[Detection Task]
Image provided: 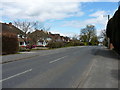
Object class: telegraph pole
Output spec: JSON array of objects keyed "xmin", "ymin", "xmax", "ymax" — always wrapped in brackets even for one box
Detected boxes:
[
  {"xmin": 103, "ymin": 15, "xmax": 110, "ymax": 21},
  {"xmin": 118, "ymin": 1, "xmax": 120, "ymax": 7},
  {"xmin": 104, "ymin": 15, "xmax": 110, "ymax": 48},
  {"xmin": 107, "ymin": 15, "xmax": 110, "ymax": 49},
  {"xmin": 107, "ymin": 15, "xmax": 110, "ymax": 21}
]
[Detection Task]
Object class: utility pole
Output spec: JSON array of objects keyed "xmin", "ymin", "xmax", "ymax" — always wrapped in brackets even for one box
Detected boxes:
[
  {"xmin": 118, "ymin": 1, "xmax": 120, "ymax": 7},
  {"xmin": 107, "ymin": 15, "xmax": 110, "ymax": 21},
  {"xmin": 104, "ymin": 15, "xmax": 110, "ymax": 21},
  {"xmin": 104, "ymin": 15, "xmax": 110, "ymax": 48},
  {"xmin": 107, "ymin": 15, "xmax": 110, "ymax": 49}
]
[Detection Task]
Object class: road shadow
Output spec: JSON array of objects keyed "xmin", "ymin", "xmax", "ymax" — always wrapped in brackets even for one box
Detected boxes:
[
  {"xmin": 111, "ymin": 69, "xmax": 120, "ymax": 80},
  {"xmin": 91, "ymin": 47, "xmax": 120, "ymax": 60}
]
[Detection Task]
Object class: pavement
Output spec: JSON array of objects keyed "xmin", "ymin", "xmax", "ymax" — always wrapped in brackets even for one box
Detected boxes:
[
  {"xmin": 2, "ymin": 46, "xmax": 78, "ymax": 64},
  {"xmin": 1, "ymin": 46, "xmax": 120, "ymax": 88},
  {"xmin": 78, "ymin": 47, "xmax": 119, "ymax": 88}
]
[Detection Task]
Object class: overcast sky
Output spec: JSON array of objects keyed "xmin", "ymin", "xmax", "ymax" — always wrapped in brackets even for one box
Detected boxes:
[{"xmin": 1, "ymin": 0, "xmax": 119, "ymax": 37}]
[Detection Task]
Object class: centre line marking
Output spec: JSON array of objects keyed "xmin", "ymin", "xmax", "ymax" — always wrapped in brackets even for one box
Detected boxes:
[
  {"xmin": 49, "ymin": 56, "xmax": 67, "ymax": 64},
  {"xmin": 0, "ymin": 69, "xmax": 32, "ymax": 82}
]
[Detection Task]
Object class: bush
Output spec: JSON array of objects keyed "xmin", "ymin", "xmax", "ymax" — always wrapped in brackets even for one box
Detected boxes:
[
  {"xmin": 84, "ymin": 42, "xmax": 89, "ymax": 46},
  {"xmin": 65, "ymin": 41, "xmax": 84, "ymax": 47},
  {"xmin": 19, "ymin": 46, "xmax": 26, "ymax": 52},
  {"xmin": 48, "ymin": 41, "xmax": 65, "ymax": 48},
  {"xmin": 48, "ymin": 41, "xmax": 84, "ymax": 49},
  {"xmin": 19, "ymin": 46, "xmax": 31, "ymax": 52},
  {"xmin": 2, "ymin": 32, "xmax": 19, "ymax": 55}
]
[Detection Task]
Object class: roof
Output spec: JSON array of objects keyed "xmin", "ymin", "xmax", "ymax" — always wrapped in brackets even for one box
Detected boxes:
[
  {"xmin": 1, "ymin": 22, "xmax": 24, "ymax": 35},
  {"xmin": 18, "ymin": 37, "xmax": 32, "ymax": 42}
]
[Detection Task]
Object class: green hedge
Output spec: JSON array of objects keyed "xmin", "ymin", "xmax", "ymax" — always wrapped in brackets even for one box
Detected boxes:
[
  {"xmin": 48, "ymin": 41, "xmax": 65, "ymax": 48},
  {"xmin": 19, "ymin": 46, "xmax": 31, "ymax": 52},
  {"xmin": 2, "ymin": 32, "xmax": 19, "ymax": 55},
  {"xmin": 48, "ymin": 41, "xmax": 84, "ymax": 49}
]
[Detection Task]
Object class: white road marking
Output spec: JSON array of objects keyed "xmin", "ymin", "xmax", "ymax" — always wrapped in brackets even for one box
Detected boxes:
[
  {"xmin": 49, "ymin": 56, "xmax": 67, "ymax": 63},
  {"xmin": 0, "ymin": 69, "xmax": 32, "ymax": 82}
]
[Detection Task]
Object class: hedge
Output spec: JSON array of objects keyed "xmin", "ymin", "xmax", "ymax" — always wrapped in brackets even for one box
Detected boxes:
[
  {"xmin": 48, "ymin": 41, "xmax": 84, "ymax": 49},
  {"xmin": 2, "ymin": 32, "xmax": 19, "ymax": 55},
  {"xmin": 48, "ymin": 41, "xmax": 65, "ymax": 48}
]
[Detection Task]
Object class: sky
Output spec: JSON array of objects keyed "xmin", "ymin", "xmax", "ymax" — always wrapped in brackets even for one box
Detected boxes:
[{"xmin": 0, "ymin": 0, "xmax": 119, "ymax": 37}]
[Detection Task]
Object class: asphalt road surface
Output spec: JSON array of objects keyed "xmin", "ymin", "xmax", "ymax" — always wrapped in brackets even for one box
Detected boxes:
[{"xmin": 2, "ymin": 46, "xmax": 119, "ymax": 88}]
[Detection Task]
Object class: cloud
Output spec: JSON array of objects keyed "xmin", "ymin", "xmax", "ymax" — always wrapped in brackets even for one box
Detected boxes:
[
  {"xmin": 63, "ymin": 10, "xmax": 108, "ymax": 28},
  {"xmin": 1, "ymin": 0, "xmax": 84, "ymax": 22},
  {"xmin": 90, "ymin": 11, "xmax": 107, "ymax": 17},
  {"xmin": 62, "ymin": 10, "xmax": 109, "ymax": 36},
  {"xmin": 1, "ymin": 0, "xmax": 117, "ymax": 37},
  {"xmin": 50, "ymin": 30, "xmax": 78, "ymax": 37},
  {"xmin": 2, "ymin": 0, "xmax": 119, "ymax": 2},
  {"xmin": 46, "ymin": 0, "xmax": 119, "ymax": 2},
  {"xmin": 96, "ymin": 29, "xmax": 103, "ymax": 36},
  {"xmin": 2, "ymin": 0, "xmax": 117, "ymax": 22}
]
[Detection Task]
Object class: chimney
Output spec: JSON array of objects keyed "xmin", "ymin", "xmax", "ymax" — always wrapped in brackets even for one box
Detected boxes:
[
  {"xmin": 9, "ymin": 22, "xmax": 12, "ymax": 26},
  {"xmin": 49, "ymin": 32, "xmax": 51, "ymax": 34}
]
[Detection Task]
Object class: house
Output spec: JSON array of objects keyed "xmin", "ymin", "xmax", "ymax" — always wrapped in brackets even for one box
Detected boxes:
[
  {"xmin": 1, "ymin": 22, "xmax": 71, "ymax": 48},
  {"xmin": 18, "ymin": 36, "xmax": 32, "ymax": 47},
  {"xmin": 48, "ymin": 33, "xmax": 66, "ymax": 42},
  {"xmin": 48, "ymin": 32, "xmax": 71, "ymax": 42},
  {"xmin": 1, "ymin": 22, "xmax": 31, "ymax": 47},
  {"xmin": 63, "ymin": 36, "xmax": 70, "ymax": 42},
  {"xmin": 28, "ymin": 30, "xmax": 71, "ymax": 47},
  {"xmin": 28, "ymin": 30, "xmax": 50, "ymax": 47},
  {"xmin": 1, "ymin": 22, "xmax": 24, "ymax": 35},
  {"xmin": 48, "ymin": 33, "xmax": 61, "ymax": 42},
  {"xmin": 106, "ymin": 6, "xmax": 120, "ymax": 54}
]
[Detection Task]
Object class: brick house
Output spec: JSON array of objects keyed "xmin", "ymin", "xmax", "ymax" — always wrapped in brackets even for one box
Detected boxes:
[
  {"xmin": 1, "ymin": 22, "xmax": 32, "ymax": 47},
  {"xmin": 48, "ymin": 32, "xmax": 70, "ymax": 42},
  {"xmin": 106, "ymin": 6, "xmax": 120, "ymax": 53},
  {"xmin": 28, "ymin": 30, "xmax": 51, "ymax": 47},
  {"xmin": 1, "ymin": 22, "xmax": 71, "ymax": 48}
]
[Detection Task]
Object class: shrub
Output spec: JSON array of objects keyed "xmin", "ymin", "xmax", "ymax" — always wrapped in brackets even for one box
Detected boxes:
[
  {"xmin": 48, "ymin": 41, "xmax": 65, "ymax": 48},
  {"xmin": 48, "ymin": 41, "xmax": 84, "ymax": 49},
  {"xmin": 2, "ymin": 32, "xmax": 19, "ymax": 55},
  {"xmin": 19, "ymin": 46, "xmax": 26, "ymax": 52},
  {"xmin": 65, "ymin": 41, "xmax": 84, "ymax": 47},
  {"xmin": 36, "ymin": 45, "xmax": 44, "ymax": 47},
  {"xmin": 19, "ymin": 45, "xmax": 34, "ymax": 52},
  {"xmin": 84, "ymin": 42, "xmax": 89, "ymax": 46}
]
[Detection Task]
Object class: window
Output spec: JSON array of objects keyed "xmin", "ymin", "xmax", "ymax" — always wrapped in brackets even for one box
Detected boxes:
[{"xmin": 20, "ymin": 42, "xmax": 24, "ymax": 45}]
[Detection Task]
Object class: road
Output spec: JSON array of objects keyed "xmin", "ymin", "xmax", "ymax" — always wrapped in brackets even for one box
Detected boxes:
[{"xmin": 2, "ymin": 46, "xmax": 119, "ymax": 88}]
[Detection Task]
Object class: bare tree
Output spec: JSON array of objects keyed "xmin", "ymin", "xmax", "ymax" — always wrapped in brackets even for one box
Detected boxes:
[
  {"xmin": 34, "ymin": 21, "xmax": 44, "ymax": 30},
  {"xmin": 99, "ymin": 29, "xmax": 108, "ymax": 46},
  {"xmin": 14, "ymin": 20, "xmax": 38, "ymax": 36},
  {"xmin": 14, "ymin": 20, "xmax": 51, "ymax": 46},
  {"xmin": 30, "ymin": 22, "xmax": 51, "ymax": 45},
  {"xmin": 72, "ymin": 34, "xmax": 79, "ymax": 41},
  {"xmin": 14, "ymin": 20, "xmax": 44, "ymax": 45},
  {"xmin": 34, "ymin": 21, "xmax": 51, "ymax": 31}
]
